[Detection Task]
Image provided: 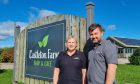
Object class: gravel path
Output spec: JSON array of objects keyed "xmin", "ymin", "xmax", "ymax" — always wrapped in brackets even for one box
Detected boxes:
[
  {"xmin": 0, "ymin": 58, "xmax": 129, "ymax": 69},
  {"xmin": 0, "ymin": 63, "xmax": 13, "ymax": 69},
  {"xmin": 118, "ymin": 58, "xmax": 130, "ymax": 64}
]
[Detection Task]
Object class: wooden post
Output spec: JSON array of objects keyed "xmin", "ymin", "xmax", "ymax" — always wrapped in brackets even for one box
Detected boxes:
[
  {"xmin": 86, "ymin": 1, "xmax": 95, "ymax": 39},
  {"xmin": 13, "ymin": 24, "xmax": 20, "ymax": 84}
]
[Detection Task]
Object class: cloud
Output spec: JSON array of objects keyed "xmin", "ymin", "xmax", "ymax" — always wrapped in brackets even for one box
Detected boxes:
[
  {"xmin": 39, "ymin": 9, "xmax": 56, "ymax": 18},
  {"xmin": 30, "ymin": 7, "xmax": 39, "ymax": 11},
  {"xmin": 0, "ymin": 21, "xmax": 27, "ymax": 40},
  {"xmin": 29, "ymin": 7, "xmax": 57, "ymax": 22},
  {"xmin": 0, "ymin": 7, "xmax": 56, "ymax": 41},
  {"xmin": 16, "ymin": 22, "xmax": 27, "ymax": 32},
  {"xmin": 107, "ymin": 24, "xmax": 116, "ymax": 31},
  {"xmin": 0, "ymin": 21, "xmax": 14, "ymax": 39},
  {"xmin": 0, "ymin": 35, "xmax": 8, "ymax": 40},
  {"xmin": 0, "ymin": 7, "xmax": 56, "ymax": 40},
  {"xmin": 1, "ymin": 0, "xmax": 9, "ymax": 4}
]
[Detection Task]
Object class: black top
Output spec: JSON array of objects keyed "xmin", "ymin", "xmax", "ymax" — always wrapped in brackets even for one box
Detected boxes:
[
  {"xmin": 55, "ymin": 50, "xmax": 86, "ymax": 84},
  {"xmin": 83, "ymin": 38, "xmax": 94, "ymax": 68}
]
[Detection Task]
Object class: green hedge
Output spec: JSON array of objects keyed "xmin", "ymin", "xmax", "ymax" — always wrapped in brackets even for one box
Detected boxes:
[{"xmin": 129, "ymin": 48, "xmax": 140, "ymax": 65}]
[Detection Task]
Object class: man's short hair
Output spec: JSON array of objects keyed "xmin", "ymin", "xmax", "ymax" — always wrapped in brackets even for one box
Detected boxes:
[{"xmin": 88, "ymin": 23, "xmax": 105, "ymax": 32}]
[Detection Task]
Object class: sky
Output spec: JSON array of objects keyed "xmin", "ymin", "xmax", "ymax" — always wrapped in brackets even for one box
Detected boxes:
[{"xmin": 0, "ymin": 0, "xmax": 140, "ymax": 48}]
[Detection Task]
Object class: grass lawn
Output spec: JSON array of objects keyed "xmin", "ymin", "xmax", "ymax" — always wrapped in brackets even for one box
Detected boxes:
[
  {"xmin": 116, "ymin": 64, "xmax": 140, "ymax": 84},
  {"xmin": 0, "ymin": 65, "xmax": 140, "ymax": 84},
  {"xmin": 0, "ymin": 69, "xmax": 13, "ymax": 84}
]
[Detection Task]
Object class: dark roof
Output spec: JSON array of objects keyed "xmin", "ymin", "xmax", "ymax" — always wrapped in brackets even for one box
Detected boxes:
[{"xmin": 114, "ymin": 37, "xmax": 140, "ymax": 46}]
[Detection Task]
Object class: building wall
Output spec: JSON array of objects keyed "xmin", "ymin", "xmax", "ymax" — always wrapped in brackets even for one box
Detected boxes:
[
  {"xmin": 108, "ymin": 37, "xmax": 139, "ymax": 58},
  {"xmin": 118, "ymin": 48, "xmax": 136, "ymax": 58}
]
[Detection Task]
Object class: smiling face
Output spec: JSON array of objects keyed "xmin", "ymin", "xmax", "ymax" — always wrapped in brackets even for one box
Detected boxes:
[
  {"xmin": 66, "ymin": 37, "xmax": 77, "ymax": 52},
  {"xmin": 89, "ymin": 27, "xmax": 103, "ymax": 44}
]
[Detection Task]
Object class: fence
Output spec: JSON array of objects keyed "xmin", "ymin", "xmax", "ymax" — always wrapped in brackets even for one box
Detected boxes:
[{"xmin": 14, "ymin": 14, "xmax": 87, "ymax": 84}]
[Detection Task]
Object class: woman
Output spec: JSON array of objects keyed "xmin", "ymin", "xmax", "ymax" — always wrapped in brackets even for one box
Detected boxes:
[{"xmin": 53, "ymin": 36, "xmax": 87, "ymax": 84}]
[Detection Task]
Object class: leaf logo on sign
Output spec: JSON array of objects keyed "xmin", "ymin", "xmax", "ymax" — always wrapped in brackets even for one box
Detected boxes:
[{"xmin": 38, "ymin": 35, "xmax": 49, "ymax": 48}]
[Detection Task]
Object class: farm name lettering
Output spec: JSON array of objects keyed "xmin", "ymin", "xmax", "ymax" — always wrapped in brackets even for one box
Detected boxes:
[{"xmin": 29, "ymin": 49, "xmax": 59, "ymax": 59}]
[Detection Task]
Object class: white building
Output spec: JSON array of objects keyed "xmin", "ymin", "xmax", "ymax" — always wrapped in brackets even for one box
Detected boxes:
[{"xmin": 107, "ymin": 36, "xmax": 140, "ymax": 58}]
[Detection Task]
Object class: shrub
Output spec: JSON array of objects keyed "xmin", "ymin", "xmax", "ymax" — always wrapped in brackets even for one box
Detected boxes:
[
  {"xmin": 0, "ymin": 47, "xmax": 14, "ymax": 63},
  {"xmin": 129, "ymin": 48, "xmax": 140, "ymax": 65}
]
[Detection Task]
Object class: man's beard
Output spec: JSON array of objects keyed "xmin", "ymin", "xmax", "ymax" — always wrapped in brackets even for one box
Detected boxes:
[{"xmin": 91, "ymin": 38, "xmax": 101, "ymax": 44}]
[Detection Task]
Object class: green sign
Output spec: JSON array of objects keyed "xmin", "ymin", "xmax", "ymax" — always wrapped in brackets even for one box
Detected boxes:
[{"xmin": 25, "ymin": 20, "xmax": 66, "ymax": 81}]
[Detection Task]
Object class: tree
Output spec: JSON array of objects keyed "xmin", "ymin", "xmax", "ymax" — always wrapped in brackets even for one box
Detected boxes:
[
  {"xmin": 129, "ymin": 47, "xmax": 140, "ymax": 65},
  {"xmin": 0, "ymin": 47, "xmax": 14, "ymax": 63}
]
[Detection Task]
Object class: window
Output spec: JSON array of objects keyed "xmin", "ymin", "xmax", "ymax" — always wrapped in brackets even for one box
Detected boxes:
[{"xmin": 118, "ymin": 48, "xmax": 123, "ymax": 53}]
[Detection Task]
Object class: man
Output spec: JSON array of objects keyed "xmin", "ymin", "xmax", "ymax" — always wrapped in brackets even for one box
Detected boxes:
[
  {"xmin": 87, "ymin": 23, "xmax": 118, "ymax": 84},
  {"xmin": 53, "ymin": 36, "xmax": 86, "ymax": 84}
]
